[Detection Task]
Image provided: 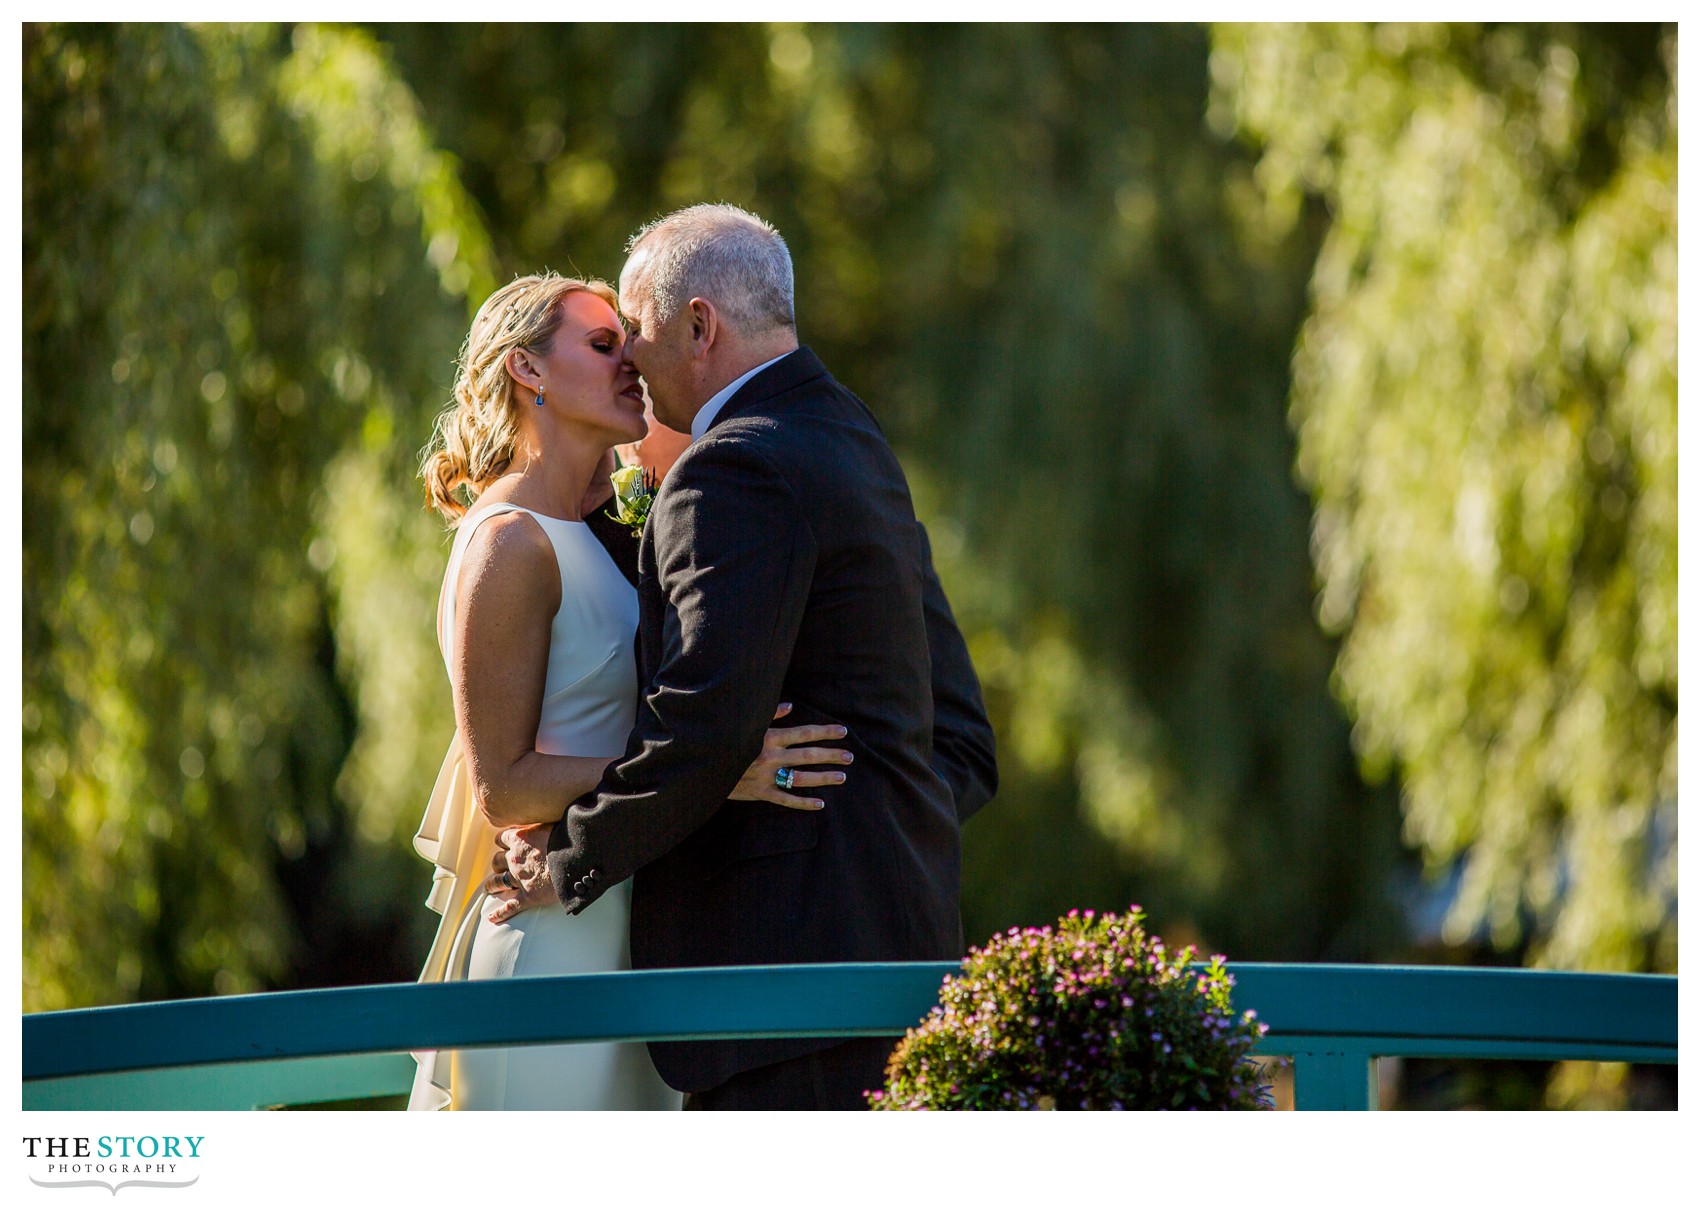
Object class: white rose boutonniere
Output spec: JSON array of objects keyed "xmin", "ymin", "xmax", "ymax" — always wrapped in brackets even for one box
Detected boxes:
[{"xmin": 609, "ymin": 462, "xmax": 658, "ymax": 538}]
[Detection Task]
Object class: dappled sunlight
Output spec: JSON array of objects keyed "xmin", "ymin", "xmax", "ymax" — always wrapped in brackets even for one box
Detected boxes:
[
  {"xmin": 24, "ymin": 25, "xmax": 1674, "ymax": 1121},
  {"xmin": 1215, "ymin": 23, "xmax": 1677, "ymax": 974}
]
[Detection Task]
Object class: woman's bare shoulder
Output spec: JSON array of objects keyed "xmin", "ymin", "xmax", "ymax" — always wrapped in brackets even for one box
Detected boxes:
[{"xmin": 456, "ymin": 509, "xmax": 560, "ymax": 613}]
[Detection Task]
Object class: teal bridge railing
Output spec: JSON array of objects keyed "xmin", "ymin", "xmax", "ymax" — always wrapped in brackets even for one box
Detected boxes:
[{"xmin": 23, "ymin": 963, "xmax": 1676, "ymax": 1111}]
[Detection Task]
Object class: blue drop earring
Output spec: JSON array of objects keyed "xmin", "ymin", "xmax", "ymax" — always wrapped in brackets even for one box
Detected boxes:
[{"xmin": 535, "ymin": 386, "xmax": 545, "ymax": 407}]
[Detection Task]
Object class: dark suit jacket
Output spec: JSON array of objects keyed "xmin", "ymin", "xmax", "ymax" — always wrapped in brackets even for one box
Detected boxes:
[{"xmin": 549, "ymin": 346, "xmax": 996, "ymax": 1092}]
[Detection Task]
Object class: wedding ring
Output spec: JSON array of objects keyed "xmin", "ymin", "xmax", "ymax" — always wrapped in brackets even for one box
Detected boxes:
[
  {"xmin": 500, "ymin": 871, "xmax": 517, "ymax": 891},
  {"xmin": 775, "ymin": 767, "xmax": 796, "ymax": 790}
]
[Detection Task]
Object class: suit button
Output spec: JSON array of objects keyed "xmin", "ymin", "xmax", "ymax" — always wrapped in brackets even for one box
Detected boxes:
[
  {"xmin": 572, "ymin": 880, "xmax": 587, "ymax": 897},
  {"xmin": 586, "ymin": 869, "xmax": 601, "ymax": 885}
]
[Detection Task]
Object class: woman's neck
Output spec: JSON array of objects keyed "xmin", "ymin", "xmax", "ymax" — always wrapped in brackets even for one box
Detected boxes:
[{"xmin": 486, "ymin": 429, "xmax": 607, "ymax": 521}]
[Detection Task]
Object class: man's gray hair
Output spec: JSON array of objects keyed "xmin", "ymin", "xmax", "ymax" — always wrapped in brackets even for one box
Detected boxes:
[{"xmin": 627, "ymin": 203, "xmax": 795, "ymax": 334}]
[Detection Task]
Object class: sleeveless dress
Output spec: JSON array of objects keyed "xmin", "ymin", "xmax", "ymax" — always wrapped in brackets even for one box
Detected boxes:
[{"xmin": 408, "ymin": 501, "xmax": 681, "ymax": 1111}]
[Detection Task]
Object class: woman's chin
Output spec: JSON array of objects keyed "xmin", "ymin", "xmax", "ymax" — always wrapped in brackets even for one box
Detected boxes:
[{"xmin": 598, "ymin": 411, "xmax": 648, "ymax": 447}]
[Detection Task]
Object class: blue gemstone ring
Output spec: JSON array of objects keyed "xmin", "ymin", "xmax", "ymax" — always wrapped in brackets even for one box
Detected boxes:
[{"xmin": 774, "ymin": 767, "xmax": 796, "ymax": 791}]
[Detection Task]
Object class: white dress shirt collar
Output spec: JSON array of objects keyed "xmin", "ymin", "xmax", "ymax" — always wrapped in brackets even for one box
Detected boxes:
[{"xmin": 689, "ymin": 351, "xmax": 794, "ymax": 442}]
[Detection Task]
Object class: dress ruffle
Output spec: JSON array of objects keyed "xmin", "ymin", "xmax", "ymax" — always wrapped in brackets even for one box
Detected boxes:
[{"xmin": 406, "ymin": 732, "xmax": 499, "ymax": 1111}]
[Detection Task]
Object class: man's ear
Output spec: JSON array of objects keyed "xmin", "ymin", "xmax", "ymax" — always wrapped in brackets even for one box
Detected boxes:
[{"xmin": 688, "ymin": 297, "xmax": 718, "ymax": 355}]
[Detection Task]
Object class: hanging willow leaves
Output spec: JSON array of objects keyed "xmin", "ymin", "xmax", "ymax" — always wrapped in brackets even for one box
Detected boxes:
[
  {"xmin": 23, "ymin": 23, "xmax": 488, "ymax": 1009},
  {"xmin": 29, "ymin": 23, "xmax": 1671, "ymax": 1025},
  {"xmin": 374, "ymin": 22, "xmax": 1403, "ymax": 962},
  {"xmin": 1211, "ymin": 22, "xmax": 1676, "ymax": 972}
]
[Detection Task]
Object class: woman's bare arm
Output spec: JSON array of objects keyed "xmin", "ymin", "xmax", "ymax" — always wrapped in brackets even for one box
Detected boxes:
[{"xmin": 452, "ymin": 512, "xmax": 613, "ymax": 829}]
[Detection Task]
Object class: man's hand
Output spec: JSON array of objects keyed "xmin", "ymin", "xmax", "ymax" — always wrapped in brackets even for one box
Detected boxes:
[{"xmin": 483, "ymin": 824, "xmax": 556, "ymax": 924}]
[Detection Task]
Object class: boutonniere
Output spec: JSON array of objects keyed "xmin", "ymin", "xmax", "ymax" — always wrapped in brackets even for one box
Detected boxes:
[{"xmin": 609, "ymin": 462, "xmax": 658, "ymax": 537}]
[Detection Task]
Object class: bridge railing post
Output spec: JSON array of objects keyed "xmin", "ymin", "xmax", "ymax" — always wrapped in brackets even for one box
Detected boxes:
[{"xmin": 1291, "ymin": 1049, "xmax": 1379, "ymax": 1110}]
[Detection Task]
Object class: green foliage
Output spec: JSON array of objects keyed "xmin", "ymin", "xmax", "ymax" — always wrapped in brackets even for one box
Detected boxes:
[
  {"xmin": 34, "ymin": 22, "xmax": 1671, "ymax": 1018},
  {"xmin": 874, "ymin": 907, "xmax": 1272, "ymax": 1110},
  {"xmin": 25, "ymin": 23, "xmax": 1409, "ymax": 1012},
  {"xmin": 1211, "ymin": 23, "xmax": 1677, "ymax": 972},
  {"xmin": 377, "ymin": 22, "xmax": 1406, "ymax": 965},
  {"xmin": 22, "ymin": 23, "xmax": 484, "ymax": 1009}
]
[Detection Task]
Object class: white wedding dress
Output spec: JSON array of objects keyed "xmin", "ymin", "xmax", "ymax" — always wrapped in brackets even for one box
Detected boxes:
[{"xmin": 408, "ymin": 500, "xmax": 681, "ymax": 1110}]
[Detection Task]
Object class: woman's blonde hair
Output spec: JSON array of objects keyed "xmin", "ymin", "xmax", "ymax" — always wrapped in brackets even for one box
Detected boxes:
[{"xmin": 421, "ymin": 272, "xmax": 619, "ymax": 520}]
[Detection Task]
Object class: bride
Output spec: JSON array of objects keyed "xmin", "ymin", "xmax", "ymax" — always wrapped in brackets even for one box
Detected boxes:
[{"xmin": 408, "ymin": 272, "xmax": 852, "ymax": 1110}]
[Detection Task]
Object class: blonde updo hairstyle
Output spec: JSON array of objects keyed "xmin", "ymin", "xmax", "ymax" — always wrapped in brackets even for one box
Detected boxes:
[{"xmin": 421, "ymin": 272, "xmax": 619, "ymax": 520}]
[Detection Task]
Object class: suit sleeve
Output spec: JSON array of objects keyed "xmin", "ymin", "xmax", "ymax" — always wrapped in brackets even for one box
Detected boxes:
[
  {"xmin": 545, "ymin": 439, "xmax": 817, "ymax": 911},
  {"xmin": 917, "ymin": 522, "xmax": 998, "ymax": 824}
]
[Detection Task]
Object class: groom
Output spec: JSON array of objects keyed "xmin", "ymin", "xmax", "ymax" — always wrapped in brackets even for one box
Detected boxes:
[{"xmin": 503, "ymin": 203, "xmax": 996, "ymax": 1110}]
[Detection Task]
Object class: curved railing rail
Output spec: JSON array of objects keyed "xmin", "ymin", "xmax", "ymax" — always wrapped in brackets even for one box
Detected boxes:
[{"xmin": 23, "ymin": 963, "xmax": 1676, "ymax": 1110}]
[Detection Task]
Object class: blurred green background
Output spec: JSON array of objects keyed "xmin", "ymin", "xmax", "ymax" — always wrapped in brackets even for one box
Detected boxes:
[{"xmin": 22, "ymin": 23, "xmax": 1675, "ymax": 1108}]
